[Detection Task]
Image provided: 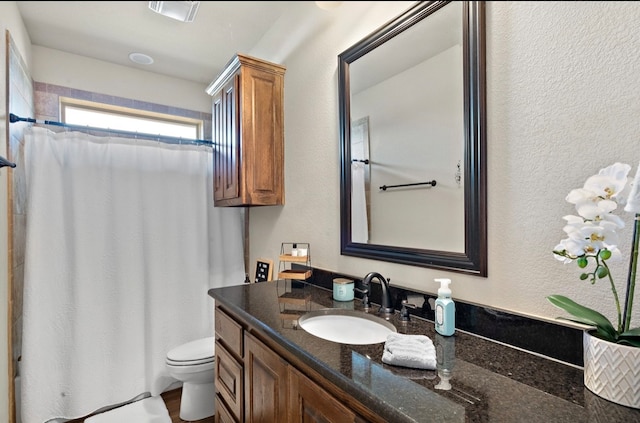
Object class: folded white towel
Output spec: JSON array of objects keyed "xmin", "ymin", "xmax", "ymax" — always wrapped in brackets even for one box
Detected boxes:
[{"xmin": 382, "ymin": 333, "xmax": 437, "ymax": 370}]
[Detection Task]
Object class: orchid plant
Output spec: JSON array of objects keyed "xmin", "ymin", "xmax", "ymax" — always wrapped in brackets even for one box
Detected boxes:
[{"xmin": 548, "ymin": 162, "xmax": 640, "ymax": 347}]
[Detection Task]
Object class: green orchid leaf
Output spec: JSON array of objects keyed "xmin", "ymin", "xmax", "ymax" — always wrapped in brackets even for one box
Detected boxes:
[
  {"xmin": 547, "ymin": 295, "xmax": 617, "ymax": 340},
  {"xmin": 557, "ymin": 317, "xmax": 617, "ymax": 341},
  {"xmin": 618, "ymin": 328, "xmax": 640, "ymax": 347},
  {"xmin": 617, "ymin": 338, "xmax": 640, "ymax": 347},
  {"xmin": 620, "ymin": 327, "xmax": 640, "ymax": 337}
]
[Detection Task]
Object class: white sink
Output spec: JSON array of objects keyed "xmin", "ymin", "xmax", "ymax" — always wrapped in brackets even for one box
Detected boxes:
[{"xmin": 298, "ymin": 309, "xmax": 397, "ymax": 345}]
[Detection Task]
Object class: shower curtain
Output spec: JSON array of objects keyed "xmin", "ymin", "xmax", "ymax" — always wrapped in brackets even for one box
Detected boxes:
[
  {"xmin": 351, "ymin": 162, "xmax": 369, "ymax": 243},
  {"xmin": 350, "ymin": 117, "xmax": 369, "ymax": 243},
  {"xmin": 20, "ymin": 127, "xmax": 245, "ymax": 423}
]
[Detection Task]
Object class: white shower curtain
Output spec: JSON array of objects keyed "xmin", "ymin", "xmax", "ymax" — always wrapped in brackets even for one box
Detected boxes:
[
  {"xmin": 351, "ymin": 162, "xmax": 369, "ymax": 243},
  {"xmin": 20, "ymin": 127, "xmax": 245, "ymax": 423}
]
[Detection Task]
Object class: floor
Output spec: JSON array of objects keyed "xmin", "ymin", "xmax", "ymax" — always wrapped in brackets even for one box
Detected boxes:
[
  {"xmin": 64, "ymin": 388, "xmax": 214, "ymax": 423},
  {"xmin": 162, "ymin": 388, "xmax": 215, "ymax": 423}
]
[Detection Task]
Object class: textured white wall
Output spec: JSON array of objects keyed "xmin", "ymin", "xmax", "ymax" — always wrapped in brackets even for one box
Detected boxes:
[
  {"xmin": 357, "ymin": 45, "xmax": 465, "ymax": 251},
  {"xmin": 14, "ymin": 0, "xmax": 640, "ymax": 356},
  {"xmin": 30, "ymin": 46, "xmax": 212, "ymax": 113},
  {"xmin": 248, "ymin": 1, "xmax": 640, "ymax": 328}
]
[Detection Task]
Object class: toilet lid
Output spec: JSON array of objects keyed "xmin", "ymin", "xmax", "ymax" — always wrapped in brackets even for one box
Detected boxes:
[{"xmin": 167, "ymin": 336, "xmax": 215, "ymax": 363}]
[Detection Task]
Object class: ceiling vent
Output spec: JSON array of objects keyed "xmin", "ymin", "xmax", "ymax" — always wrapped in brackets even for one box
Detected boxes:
[{"xmin": 148, "ymin": 1, "xmax": 200, "ymax": 23}]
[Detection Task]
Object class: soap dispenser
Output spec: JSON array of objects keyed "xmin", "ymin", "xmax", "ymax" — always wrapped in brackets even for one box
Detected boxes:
[
  {"xmin": 434, "ymin": 278, "xmax": 455, "ymax": 336},
  {"xmin": 435, "ymin": 368, "xmax": 452, "ymax": 391},
  {"xmin": 435, "ymin": 333, "xmax": 456, "ymax": 391}
]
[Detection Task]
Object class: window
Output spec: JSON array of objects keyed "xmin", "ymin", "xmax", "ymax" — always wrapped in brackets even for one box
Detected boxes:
[{"xmin": 60, "ymin": 98, "xmax": 203, "ymax": 140}]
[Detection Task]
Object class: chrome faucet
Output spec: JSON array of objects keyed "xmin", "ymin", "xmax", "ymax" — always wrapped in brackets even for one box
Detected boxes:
[{"xmin": 362, "ymin": 272, "xmax": 395, "ymax": 314}]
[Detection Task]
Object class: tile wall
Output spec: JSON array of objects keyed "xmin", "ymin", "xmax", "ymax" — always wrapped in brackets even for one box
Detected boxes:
[{"xmin": 8, "ymin": 32, "xmax": 33, "ymax": 377}]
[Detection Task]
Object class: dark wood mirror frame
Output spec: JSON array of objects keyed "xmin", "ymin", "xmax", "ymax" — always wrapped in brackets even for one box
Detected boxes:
[{"xmin": 339, "ymin": 1, "xmax": 487, "ymax": 276}]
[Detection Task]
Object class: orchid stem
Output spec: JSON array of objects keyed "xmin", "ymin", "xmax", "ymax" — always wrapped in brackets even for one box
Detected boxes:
[
  {"xmin": 603, "ymin": 259, "xmax": 623, "ymax": 333},
  {"xmin": 623, "ymin": 214, "xmax": 640, "ymax": 332}
]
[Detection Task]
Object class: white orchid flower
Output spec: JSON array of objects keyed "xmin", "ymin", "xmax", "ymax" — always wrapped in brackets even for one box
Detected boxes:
[
  {"xmin": 562, "ymin": 214, "xmax": 585, "ymax": 225},
  {"xmin": 560, "ymin": 218, "xmax": 618, "ymax": 254},
  {"xmin": 585, "ymin": 162, "xmax": 631, "ymax": 201},
  {"xmin": 599, "ymin": 212, "xmax": 625, "ymax": 229},
  {"xmin": 551, "ymin": 161, "xmax": 640, "ymax": 341},
  {"xmin": 573, "ymin": 204, "xmax": 625, "ymax": 229},
  {"xmin": 576, "ymin": 200, "xmax": 618, "ymax": 220},
  {"xmin": 554, "ymin": 238, "xmax": 587, "ymax": 260},
  {"xmin": 562, "ymin": 216, "xmax": 590, "ymax": 237},
  {"xmin": 624, "ymin": 161, "xmax": 640, "ymax": 214},
  {"xmin": 597, "ymin": 161, "xmax": 632, "ymax": 181},
  {"xmin": 566, "ymin": 188, "xmax": 599, "ymax": 206},
  {"xmin": 558, "ymin": 164, "xmax": 631, "ymax": 260}
]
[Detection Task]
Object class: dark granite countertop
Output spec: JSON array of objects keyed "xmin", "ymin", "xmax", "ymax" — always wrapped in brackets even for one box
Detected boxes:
[{"xmin": 208, "ymin": 280, "xmax": 640, "ymax": 422}]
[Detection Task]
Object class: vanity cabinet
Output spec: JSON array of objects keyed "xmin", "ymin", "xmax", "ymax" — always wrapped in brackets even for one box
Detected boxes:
[
  {"xmin": 288, "ymin": 367, "xmax": 361, "ymax": 423},
  {"xmin": 214, "ymin": 307, "xmax": 244, "ymax": 421},
  {"xmin": 206, "ymin": 53, "xmax": 286, "ymax": 207},
  {"xmin": 244, "ymin": 332, "xmax": 288, "ymax": 421},
  {"xmin": 214, "ymin": 305, "xmax": 378, "ymax": 423},
  {"xmin": 214, "ymin": 393, "xmax": 237, "ymax": 423}
]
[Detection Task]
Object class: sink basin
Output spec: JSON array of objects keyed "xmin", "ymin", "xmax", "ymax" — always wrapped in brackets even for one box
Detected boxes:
[{"xmin": 298, "ymin": 308, "xmax": 397, "ymax": 345}]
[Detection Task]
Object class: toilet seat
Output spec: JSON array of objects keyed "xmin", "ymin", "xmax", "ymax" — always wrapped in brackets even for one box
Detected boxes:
[
  {"xmin": 165, "ymin": 337, "xmax": 217, "ymax": 421},
  {"xmin": 166, "ymin": 336, "xmax": 215, "ymax": 366}
]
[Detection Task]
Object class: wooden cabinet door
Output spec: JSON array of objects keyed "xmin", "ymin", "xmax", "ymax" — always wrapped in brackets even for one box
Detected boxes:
[
  {"xmin": 212, "ymin": 88, "xmax": 223, "ymax": 201},
  {"xmin": 215, "ymin": 394, "xmax": 238, "ymax": 423},
  {"xmin": 244, "ymin": 332, "xmax": 289, "ymax": 423},
  {"xmin": 212, "ymin": 75, "xmax": 239, "ymax": 202},
  {"xmin": 221, "ymin": 75, "xmax": 239, "ymax": 200},
  {"xmin": 215, "ymin": 306, "xmax": 243, "ymax": 359},
  {"xmin": 238, "ymin": 64, "xmax": 284, "ymax": 206},
  {"xmin": 288, "ymin": 367, "xmax": 359, "ymax": 423},
  {"xmin": 215, "ymin": 341, "xmax": 243, "ymax": 422}
]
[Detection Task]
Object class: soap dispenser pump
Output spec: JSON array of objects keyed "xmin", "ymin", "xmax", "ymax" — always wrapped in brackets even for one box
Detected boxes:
[{"xmin": 434, "ymin": 278, "xmax": 455, "ymax": 336}]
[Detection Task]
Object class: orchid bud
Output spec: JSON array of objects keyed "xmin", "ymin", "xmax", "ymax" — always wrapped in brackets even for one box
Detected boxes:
[
  {"xmin": 577, "ymin": 256, "xmax": 588, "ymax": 268},
  {"xmin": 596, "ymin": 266, "xmax": 609, "ymax": 279},
  {"xmin": 599, "ymin": 249, "xmax": 612, "ymax": 260}
]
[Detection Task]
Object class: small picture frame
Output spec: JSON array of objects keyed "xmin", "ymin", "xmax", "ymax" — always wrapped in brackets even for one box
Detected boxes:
[{"xmin": 254, "ymin": 258, "xmax": 273, "ymax": 283}]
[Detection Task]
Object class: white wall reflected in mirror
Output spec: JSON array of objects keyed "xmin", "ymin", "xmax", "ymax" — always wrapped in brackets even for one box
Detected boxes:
[{"xmin": 349, "ymin": 1, "xmax": 465, "ymax": 252}]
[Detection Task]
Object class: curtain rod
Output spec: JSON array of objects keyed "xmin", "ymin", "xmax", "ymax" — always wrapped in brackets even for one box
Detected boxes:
[
  {"xmin": 9, "ymin": 113, "xmax": 214, "ymax": 147},
  {"xmin": 0, "ymin": 155, "xmax": 16, "ymax": 169}
]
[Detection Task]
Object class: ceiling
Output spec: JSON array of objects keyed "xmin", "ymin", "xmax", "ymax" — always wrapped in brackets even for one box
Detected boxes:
[{"xmin": 15, "ymin": 1, "xmax": 293, "ymax": 85}]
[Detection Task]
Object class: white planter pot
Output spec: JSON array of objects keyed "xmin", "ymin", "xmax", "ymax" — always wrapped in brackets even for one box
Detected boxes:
[{"xmin": 583, "ymin": 331, "xmax": 640, "ymax": 409}]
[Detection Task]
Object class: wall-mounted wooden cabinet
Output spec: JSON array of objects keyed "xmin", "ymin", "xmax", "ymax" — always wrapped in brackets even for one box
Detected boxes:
[{"xmin": 206, "ymin": 53, "xmax": 286, "ymax": 207}]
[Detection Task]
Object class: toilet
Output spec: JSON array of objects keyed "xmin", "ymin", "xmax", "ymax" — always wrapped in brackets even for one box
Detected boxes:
[{"xmin": 165, "ymin": 336, "xmax": 216, "ymax": 421}]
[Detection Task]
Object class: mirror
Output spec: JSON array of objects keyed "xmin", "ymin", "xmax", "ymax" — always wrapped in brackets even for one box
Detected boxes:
[{"xmin": 339, "ymin": 1, "xmax": 487, "ymax": 276}]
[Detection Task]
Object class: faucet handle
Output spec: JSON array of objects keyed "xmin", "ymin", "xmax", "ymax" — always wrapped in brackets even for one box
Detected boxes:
[
  {"xmin": 401, "ymin": 299, "xmax": 416, "ymax": 308},
  {"xmin": 354, "ymin": 285, "xmax": 370, "ymax": 309},
  {"xmin": 354, "ymin": 286, "xmax": 369, "ymax": 296},
  {"xmin": 400, "ymin": 299, "xmax": 416, "ymax": 321},
  {"xmin": 362, "ymin": 293, "xmax": 371, "ymax": 310}
]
